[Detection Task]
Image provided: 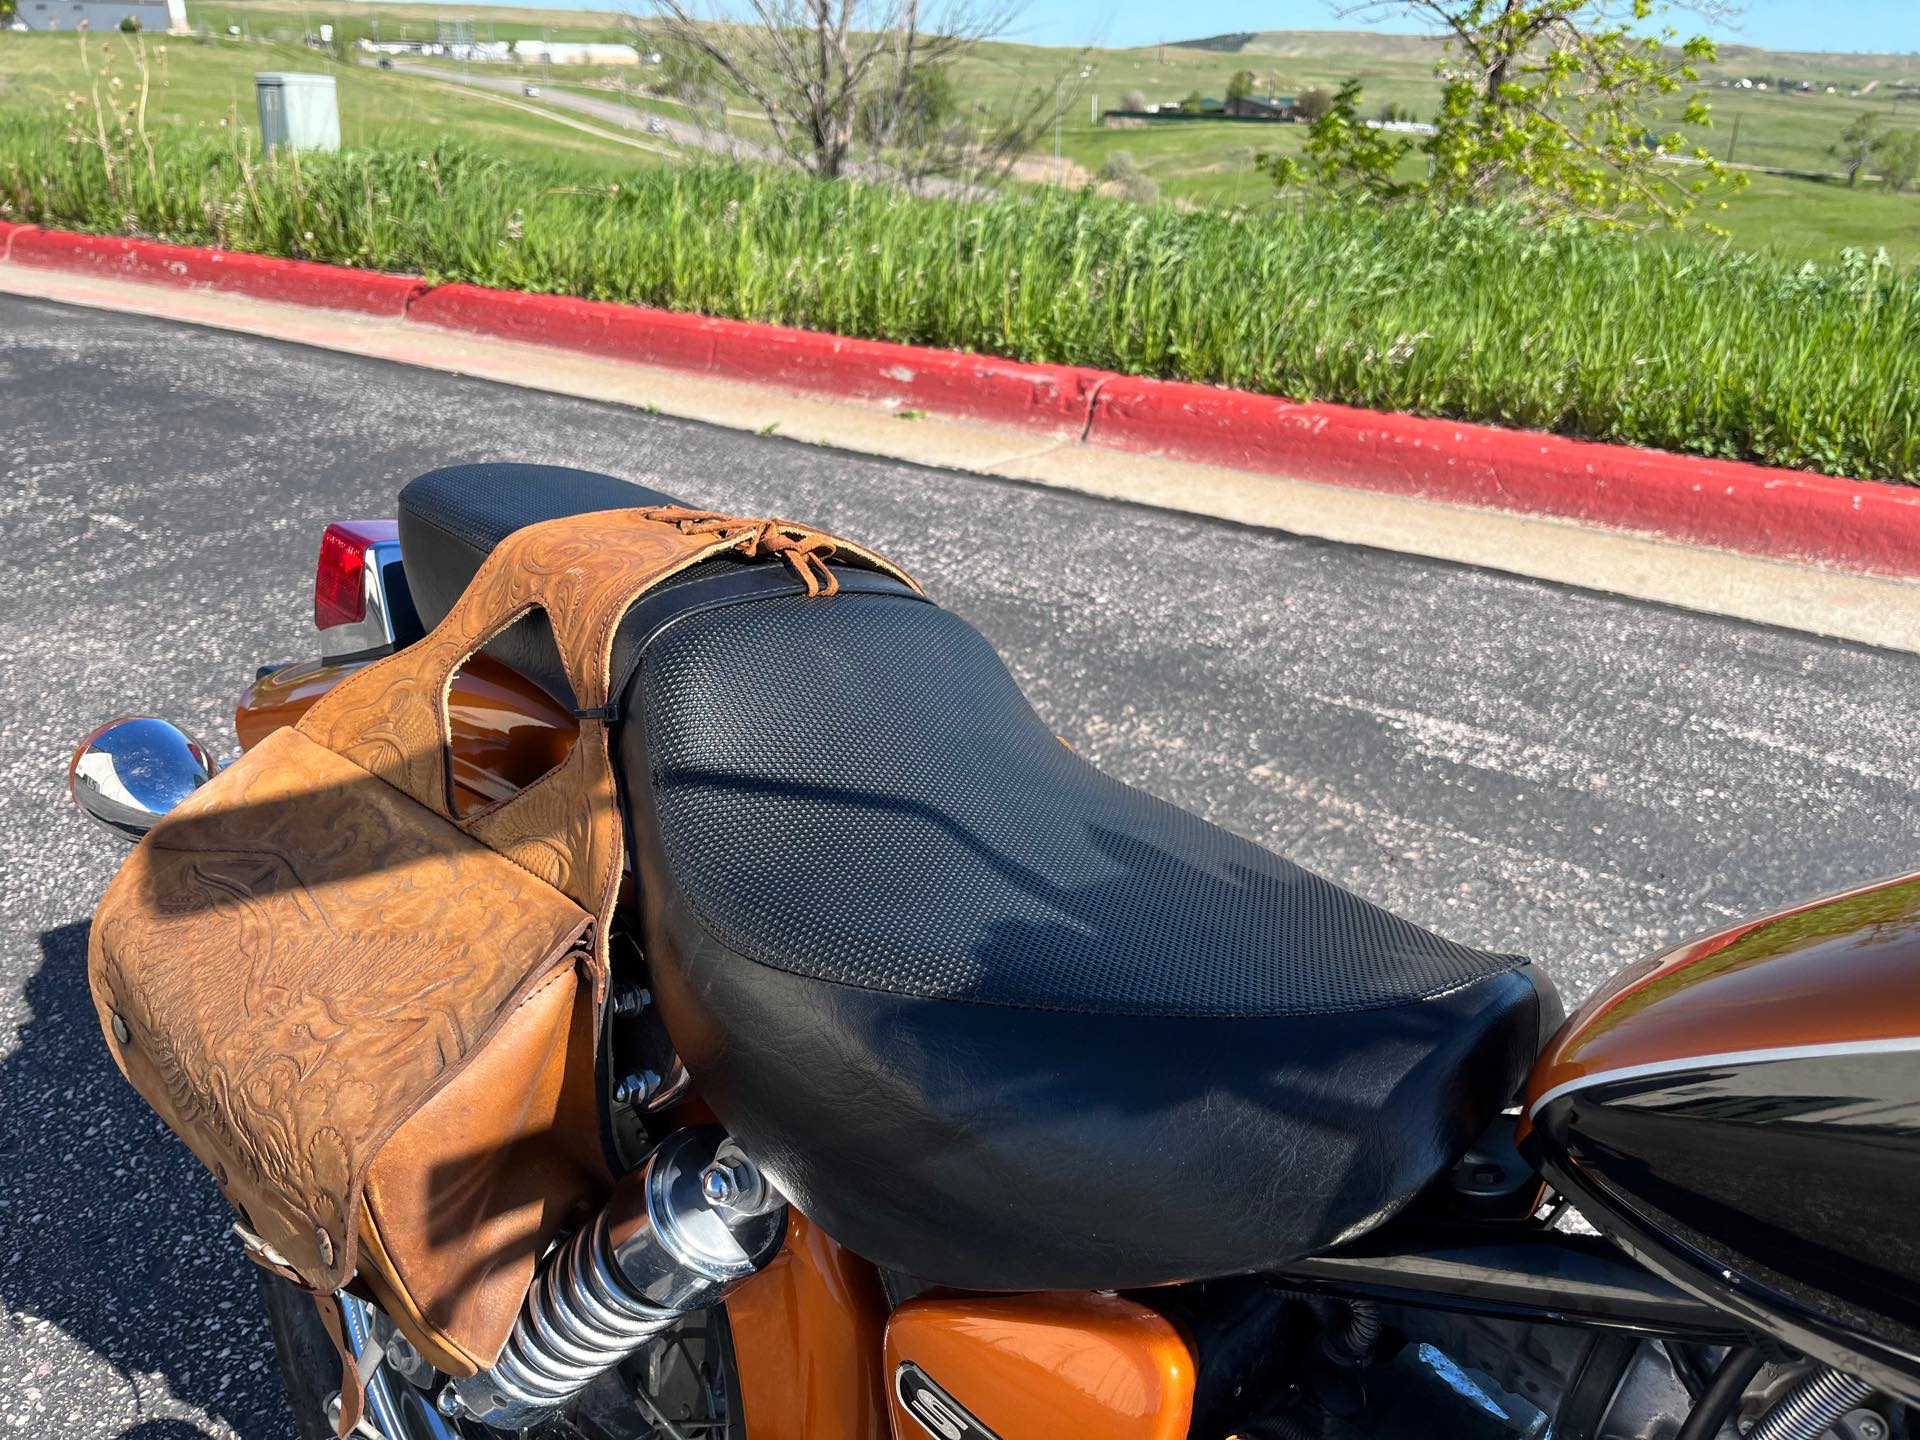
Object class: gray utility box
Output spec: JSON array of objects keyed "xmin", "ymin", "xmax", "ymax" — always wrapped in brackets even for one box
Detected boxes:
[{"xmin": 255, "ymin": 73, "xmax": 340, "ymax": 153}]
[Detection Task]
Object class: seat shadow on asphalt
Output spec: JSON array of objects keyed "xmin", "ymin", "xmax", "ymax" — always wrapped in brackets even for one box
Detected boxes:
[{"xmin": 9, "ymin": 923, "xmax": 289, "ymax": 1440}]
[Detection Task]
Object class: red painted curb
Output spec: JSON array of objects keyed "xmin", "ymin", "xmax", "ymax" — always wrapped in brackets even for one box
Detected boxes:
[
  {"xmin": 1085, "ymin": 379, "xmax": 1920, "ymax": 578},
  {"xmin": 4, "ymin": 224, "xmax": 1915, "ymax": 579},
  {"xmin": 7, "ymin": 229, "xmax": 424, "ymax": 316},
  {"xmin": 410, "ymin": 283, "xmax": 1109, "ymax": 437}
]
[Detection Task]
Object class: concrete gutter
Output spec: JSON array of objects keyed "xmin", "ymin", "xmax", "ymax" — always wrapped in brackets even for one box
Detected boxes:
[{"xmin": 3, "ymin": 225, "xmax": 1916, "ymax": 653}]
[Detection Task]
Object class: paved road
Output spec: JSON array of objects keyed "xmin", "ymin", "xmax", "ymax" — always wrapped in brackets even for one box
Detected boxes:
[
  {"xmin": 399, "ymin": 66, "xmax": 987, "ymax": 194},
  {"xmin": 3, "ymin": 293, "xmax": 1918, "ymax": 1437},
  {"xmin": 395, "ymin": 62, "xmax": 755, "ymax": 162}
]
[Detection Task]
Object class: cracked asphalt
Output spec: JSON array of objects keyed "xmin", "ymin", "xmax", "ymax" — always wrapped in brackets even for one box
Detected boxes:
[{"xmin": 2, "ymin": 293, "xmax": 1918, "ymax": 1437}]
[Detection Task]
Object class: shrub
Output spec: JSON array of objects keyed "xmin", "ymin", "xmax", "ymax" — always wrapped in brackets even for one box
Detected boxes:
[{"xmin": 1294, "ymin": 85, "xmax": 1333, "ymax": 121}]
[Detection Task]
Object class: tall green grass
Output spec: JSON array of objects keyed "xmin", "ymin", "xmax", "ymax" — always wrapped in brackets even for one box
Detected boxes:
[{"xmin": 4, "ymin": 118, "xmax": 1916, "ymax": 481}]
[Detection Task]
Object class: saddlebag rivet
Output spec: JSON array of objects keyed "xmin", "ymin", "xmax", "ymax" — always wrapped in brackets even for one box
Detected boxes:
[
  {"xmin": 315, "ymin": 1227, "xmax": 335, "ymax": 1266},
  {"xmin": 110, "ymin": 1013, "xmax": 130, "ymax": 1045}
]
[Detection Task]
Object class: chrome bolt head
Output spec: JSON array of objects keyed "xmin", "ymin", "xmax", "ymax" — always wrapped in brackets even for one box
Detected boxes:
[
  {"xmin": 609, "ymin": 985, "xmax": 651, "ymax": 1017},
  {"xmin": 436, "ymin": 1385, "xmax": 464, "ymax": 1417},
  {"xmin": 614, "ymin": 1070, "xmax": 660, "ymax": 1108},
  {"xmin": 698, "ymin": 1144, "xmax": 780, "ymax": 1214},
  {"xmin": 699, "ymin": 1162, "xmax": 739, "ymax": 1206}
]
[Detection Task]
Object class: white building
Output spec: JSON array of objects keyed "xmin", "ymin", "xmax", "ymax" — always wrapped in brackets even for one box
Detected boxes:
[
  {"xmin": 512, "ymin": 40, "xmax": 641, "ymax": 65},
  {"xmin": 14, "ymin": 0, "xmax": 186, "ymax": 30}
]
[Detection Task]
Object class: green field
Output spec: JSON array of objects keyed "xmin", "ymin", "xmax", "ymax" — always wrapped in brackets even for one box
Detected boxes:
[
  {"xmin": 11, "ymin": 10, "xmax": 1916, "ymax": 258},
  {"xmin": 0, "ymin": 29, "xmax": 662, "ymax": 168},
  {"xmin": 940, "ymin": 29, "xmax": 1920, "ymax": 259}
]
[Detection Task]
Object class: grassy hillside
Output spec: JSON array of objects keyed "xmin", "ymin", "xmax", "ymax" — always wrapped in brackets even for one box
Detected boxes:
[
  {"xmin": 950, "ymin": 30, "xmax": 1920, "ymax": 259},
  {"xmin": 4, "ymin": 12, "xmax": 1916, "ymax": 260}
]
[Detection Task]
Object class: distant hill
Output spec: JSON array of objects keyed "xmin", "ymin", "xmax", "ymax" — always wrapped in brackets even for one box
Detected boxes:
[
  {"xmin": 1167, "ymin": 30, "xmax": 1448, "ymax": 61},
  {"xmin": 1165, "ymin": 28, "xmax": 1920, "ymax": 84}
]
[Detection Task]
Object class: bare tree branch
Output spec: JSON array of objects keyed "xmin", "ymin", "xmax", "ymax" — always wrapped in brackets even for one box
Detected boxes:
[{"xmin": 634, "ymin": 0, "xmax": 1056, "ymax": 186}]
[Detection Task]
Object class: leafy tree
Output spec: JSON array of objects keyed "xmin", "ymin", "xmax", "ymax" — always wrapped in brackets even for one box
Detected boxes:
[
  {"xmin": 1, "ymin": 0, "xmax": 19, "ymax": 20},
  {"xmin": 1264, "ymin": 1, "xmax": 1743, "ymax": 228},
  {"xmin": 118, "ymin": 12, "xmax": 141, "ymax": 29},
  {"xmin": 1832, "ymin": 113, "xmax": 1885, "ymax": 187},
  {"xmin": 1876, "ymin": 128, "xmax": 1920, "ymax": 193},
  {"xmin": 1293, "ymin": 85, "xmax": 1334, "ymax": 121},
  {"xmin": 1180, "ymin": 89, "xmax": 1205, "ymax": 114},
  {"xmin": 1227, "ymin": 69, "xmax": 1257, "ymax": 102},
  {"xmin": 1260, "ymin": 80, "xmax": 1418, "ymax": 200}
]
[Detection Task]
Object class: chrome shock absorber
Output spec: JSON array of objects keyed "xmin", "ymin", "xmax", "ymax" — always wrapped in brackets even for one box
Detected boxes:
[{"xmin": 449, "ymin": 1126, "xmax": 786, "ymax": 1431}]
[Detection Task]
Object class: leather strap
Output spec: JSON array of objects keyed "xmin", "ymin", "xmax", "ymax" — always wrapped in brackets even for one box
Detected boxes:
[
  {"xmin": 313, "ymin": 1291, "xmax": 367, "ymax": 1439},
  {"xmin": 296, "ymin": 505, "xmax": 918, "ymax": 979}
]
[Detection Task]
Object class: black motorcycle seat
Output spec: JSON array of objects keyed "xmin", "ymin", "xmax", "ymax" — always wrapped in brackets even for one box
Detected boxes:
[{"xmin": 398, "ymin": 463, "xmax": 1561, "ymax": 1290}]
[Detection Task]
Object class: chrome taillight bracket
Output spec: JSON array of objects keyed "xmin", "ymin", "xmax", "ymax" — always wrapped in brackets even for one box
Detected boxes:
[{"xmin": 318, "ymin": 535, "xmax": 406, "ymax": 663}]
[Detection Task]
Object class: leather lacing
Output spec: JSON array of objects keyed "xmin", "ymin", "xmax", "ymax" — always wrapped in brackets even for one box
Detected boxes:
[{"xmin": 639, "ymin": 505, "xmax": 844, "ymax": 597}]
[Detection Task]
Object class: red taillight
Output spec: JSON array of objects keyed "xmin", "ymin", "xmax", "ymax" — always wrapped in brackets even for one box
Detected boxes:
[{"xmin": 314, "ymin": 521, "xmax": 397, "ymax": 631}]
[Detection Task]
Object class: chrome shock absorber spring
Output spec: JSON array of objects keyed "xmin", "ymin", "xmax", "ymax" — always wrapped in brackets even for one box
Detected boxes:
[
  {"xmin": 449, "ymin": 1126, "xmax": 786, "ymax": 1431},
  {"xmin": 1745, "ymin": 1367, "xmax": 1878, "ymax": 1440}
]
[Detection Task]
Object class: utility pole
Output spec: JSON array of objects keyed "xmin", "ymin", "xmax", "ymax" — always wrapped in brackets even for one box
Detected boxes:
[{"xmin": 1727, "ymin": 110, "xmax": 1740, "ymax": 164}]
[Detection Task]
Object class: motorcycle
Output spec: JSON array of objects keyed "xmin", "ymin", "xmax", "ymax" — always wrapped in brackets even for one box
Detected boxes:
[{"xmin": 69, "ymin": 462, "xmax": 1920, "ymax": 1440}]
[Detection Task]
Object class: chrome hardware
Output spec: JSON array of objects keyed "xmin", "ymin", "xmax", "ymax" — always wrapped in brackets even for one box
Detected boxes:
[
  {"xmin": 337, "ymin": 1292, "xmax": 461, "ymax": 1440},
  {"xmin": 68, "ymin": 716, "xmax": 217, "ymax": 842},
  {"xmin": 451, "ymin": 1126, "xmax": 786, "ymax": 1431},
  {"xmin": 610, "ymin": 985, "xmax": 651, "ymax": 1017},
  {"xmin": 1747, "ymin": 1369, "xmax": 1877, "ymax": 1440},
  {"xmin": 1837, "ymin": 1412, "xmax": 1890, "ymax": 1440},
  {"xmin": 700, "ymin": 1137, "xmax": 777, "ymax": 1215},
  {"xmin": 642, "ymin": 1055, "xmax": 693, "ymax": 1112},
  {"xmin": 613, "ymin": 1070, "xmax": 661, "ymax": 1107}
]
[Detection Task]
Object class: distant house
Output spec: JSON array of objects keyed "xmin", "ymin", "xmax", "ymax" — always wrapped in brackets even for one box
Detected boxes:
[
  {"xmin": 1225, "ymin": 94, "xmax": 1296, "ymax": 120},
  {"xmin": 14, "ymin": 0, "xmax": 185, "ymax": 30},
  {"xmin": 1104, "ymin": 93, "xmax": 1299, "ymax": 127}
]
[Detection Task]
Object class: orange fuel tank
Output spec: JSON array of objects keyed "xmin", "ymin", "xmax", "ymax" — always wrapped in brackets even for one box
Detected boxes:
[
  {"xmin": 884, "ymin": 1292, "xmax": 1195, "ymax": 1440},
  {"xmin": 1522, "ymin": 870, "xmax": 1920, "ymax": 1405}
]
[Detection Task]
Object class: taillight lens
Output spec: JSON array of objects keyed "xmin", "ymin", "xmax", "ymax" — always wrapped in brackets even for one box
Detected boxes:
[{"xmin": 314, "ymin": 521, "xmax": 396, "ymax": 631}]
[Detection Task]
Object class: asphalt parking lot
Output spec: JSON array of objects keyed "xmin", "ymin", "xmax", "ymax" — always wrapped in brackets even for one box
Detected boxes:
[{"xmin": 4, "ymin": 293, "xmax": 1919, "ymax": 1438}]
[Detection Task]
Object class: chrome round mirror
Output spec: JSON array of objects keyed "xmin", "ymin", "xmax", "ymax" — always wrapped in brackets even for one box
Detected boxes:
[{"xmin": 69, "ymin": 716, "xmax": 218, "ymax": 843}]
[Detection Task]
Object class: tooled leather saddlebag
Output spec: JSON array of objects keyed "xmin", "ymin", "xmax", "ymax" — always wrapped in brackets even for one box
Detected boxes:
[{"xmin": 85, "ymin": 505, "xmax": 917, "ymax": 1419}]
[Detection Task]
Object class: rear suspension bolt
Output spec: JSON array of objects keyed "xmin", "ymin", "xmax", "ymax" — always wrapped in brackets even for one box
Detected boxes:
[{"xmin": 614, "ymin": 1071, "xmax": 661, "ymax": 1108}]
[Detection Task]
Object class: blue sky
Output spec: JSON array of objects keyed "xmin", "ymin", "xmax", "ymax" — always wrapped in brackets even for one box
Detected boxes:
[
  {"xmin": 584, "ymin": 2, "xmax": 1919, "ymax": 55},
  {"xmin": 1007, "ymin": 1, "xmax": 1920, "ymax": 53}
]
